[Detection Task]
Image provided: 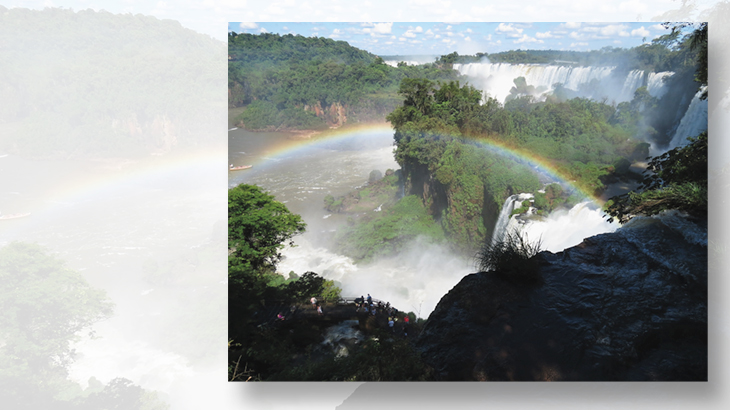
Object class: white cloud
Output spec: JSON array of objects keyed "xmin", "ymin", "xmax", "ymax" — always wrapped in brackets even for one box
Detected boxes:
[
  {"xmin": 514, "ymin": 34, "xmax": 543, "ymax": 44},
  {"xmin": 399, "ymin": 37, "xmax": 406, "ymax": 41},
  {"xmin": 495, "ymin": 23, "xmax": 523, "ymax": 35},
  {"xmin": 570, "ymin": 31, "xmax": 581, "ymax": 39},
  {"xmin": 570, "ymin": 42, "xmax": 589, "ymax": 47},
  {"xmin": 329, "ymin": 28, "xmax": 342, "ymax": 38},
  {"xmin": 446, "ymin": 25, "xmax": 452, "ymax": 30},
  {"xmin": 465, "ymin": 36, "xmax": 471, "ymax": 41},
  {"xmin": 631, "ymin": 26, "xmax": 651, "ymax": 37},
  {"xmin": 404, "ymin": 30, "xmax": 417, "ymax": 38},
  {"xmin": 650, "ymin": 24, "xmax": 666, "ymax": 31},
  {"xmin": 435, "ymin": 34, "xmax": 441, "ymax": 39},
  {"xmin": 239, "ymin": 22, "xmax": 258, "ymax": 30},
  {"xmin": 415, "ymin": 26, "xmax": 423, "ymax": 33},
  {"xmin": 466, "ymin": 28, "xmax": 473, "ymax": 33},
  {"xmin": 536, "ymin": 31, "xmax": 554, "ymax": 39},
  {"xmin": 565, "ymin": 22, "xmax": 581, "ymax": 29},
  {"xmin": 361, "ymin": 22, "xmax": 393, "ymax": 36},
  {"xmin": 259, "ymin": 27, "xmax": 268, "ymax": 34}
]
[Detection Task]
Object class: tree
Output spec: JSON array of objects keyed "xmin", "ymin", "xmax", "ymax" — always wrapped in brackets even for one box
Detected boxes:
[
  {"xmin": 0, "ymin": 242, "xmax": 115, "ymax": 407},
  {"xmin": 228, "ymin": 184, "xmax": 306, "ymax": 340},
  {"xmin": 228, "ymin": 184, "xmax": 306, "ymax": 278}
]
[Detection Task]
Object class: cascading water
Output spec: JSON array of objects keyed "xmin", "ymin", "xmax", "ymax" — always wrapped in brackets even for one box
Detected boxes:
[
  {"xmin": 490, "ymin": 193, "xmax": 534, "ymax": 245},
  {"xmin": 454, "ymin": 62, "xmax": 674, "ymax": 105},
  {"xmin": 490, "ymin": 195, "xmax": 619, "ymax": 253},
  {"xmin": 668, "ymin": 87, "xmax": 708, "ymax": 149},
  {"xmin": 647, "ymin": 71, "xmax": 674, "ymax": 98},
  {"xmin": 619, "ymin": 70, "xmax": 646, "ymax": 102}
]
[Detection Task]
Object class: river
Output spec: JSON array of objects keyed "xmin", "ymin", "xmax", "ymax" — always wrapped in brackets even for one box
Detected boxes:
[{"xmin": 228, "ymin": 120, "xmax": 474, "ymax": 317}]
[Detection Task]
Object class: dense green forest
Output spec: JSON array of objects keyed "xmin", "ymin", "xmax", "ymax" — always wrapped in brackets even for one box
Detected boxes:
[
  {"xmin": 0, "ymin": 7, "xmax": 225, "ymax": 156},
  {"xmin": 381, "ymin": 78, "xmax": 640, "ymax": 251},
  {"xmin": 228, "ymin": 32, "xmax": 461, "ymax": 130}
]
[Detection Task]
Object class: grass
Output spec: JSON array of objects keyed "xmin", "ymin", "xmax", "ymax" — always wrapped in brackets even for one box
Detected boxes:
[{"xmin": 475, "ymin": 230, "xmax": 543, "ymax": 285}]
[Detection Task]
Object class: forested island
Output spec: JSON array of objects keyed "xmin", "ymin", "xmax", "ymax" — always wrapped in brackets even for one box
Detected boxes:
[{"xmin": 228, "ymin": 23, "xmax": 707, "ymax": 381}]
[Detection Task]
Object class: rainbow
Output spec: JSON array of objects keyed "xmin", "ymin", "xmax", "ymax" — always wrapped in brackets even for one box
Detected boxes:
[
  {"xmin": 0, "ymin": 146, "xmax": 226, "ymax": 240},
  {"xmin": 230, "ymin": 122, "xmax": 603, "ymax": 204}
]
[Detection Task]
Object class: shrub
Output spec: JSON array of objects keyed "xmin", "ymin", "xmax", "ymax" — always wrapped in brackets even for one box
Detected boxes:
[{"xmin": 474, "ymin": 230, "xmax": 543, "ymax": 285}]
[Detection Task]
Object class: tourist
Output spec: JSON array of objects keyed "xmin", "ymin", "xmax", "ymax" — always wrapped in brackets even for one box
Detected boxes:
[
  {"xmin": 388, "ymin": 317, "xmax": 395, "ymax": 332},
  {"xmin": 310, "ymin": 296, "xmax": 317, "ymax": 309},
  {"xmin": 317, "ymin": 304, "xmax": 323, "ymax": 316}
]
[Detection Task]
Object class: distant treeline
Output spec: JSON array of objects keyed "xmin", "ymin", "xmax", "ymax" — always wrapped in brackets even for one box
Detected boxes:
[
  {"xmin": 228, "ymin": 32, "xmax": 461, "ymax": 130},
  {"xmin": 442, "ymin": 30, "xmax": 701, "ymax": 74}
]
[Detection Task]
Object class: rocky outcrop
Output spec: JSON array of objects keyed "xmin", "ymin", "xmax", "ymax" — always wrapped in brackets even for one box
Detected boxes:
[
  {"xmin": 415, "ymin": 211, "xmax": 707, "ymax": 381},
  {"xmin": 304, "ymin": 101, "xmax": 348, "ymax": 127}
]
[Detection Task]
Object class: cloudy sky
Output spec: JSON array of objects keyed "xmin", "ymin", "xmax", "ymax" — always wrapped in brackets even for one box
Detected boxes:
[
  {"xmin": 228, "ymin": 21, "xmax": 672, "ymax": 56},
  {"xmin": 1, "ymin": 0, "xmax": 719, "ymax": 44}
]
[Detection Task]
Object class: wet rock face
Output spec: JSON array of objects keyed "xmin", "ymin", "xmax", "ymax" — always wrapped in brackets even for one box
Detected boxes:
[{"xmin": 415, "ymin": 213, "xmax": 707, "ymax": 381}]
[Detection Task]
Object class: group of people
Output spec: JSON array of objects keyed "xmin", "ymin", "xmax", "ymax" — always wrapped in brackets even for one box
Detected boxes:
[
  {"xmin": 356, "ymin": 293, "xmax": 411, "ymax": 337},
  {"xmin": 305, "ymin": 294, "xmax": 412, "ymax": 337}
]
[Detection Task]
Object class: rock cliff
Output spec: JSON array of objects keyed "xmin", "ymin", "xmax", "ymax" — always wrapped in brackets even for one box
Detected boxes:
[{"xmin": 415, "ymin": 211, "xmax": 707, "ymax": 380}]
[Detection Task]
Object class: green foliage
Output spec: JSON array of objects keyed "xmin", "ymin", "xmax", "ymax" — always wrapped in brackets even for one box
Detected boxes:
[
  {"xmin": 0, "ymin": 8, "xmax": 225, "ymax": 156},
  {"xmin": 0, "ymin": 242, "xmax": 114, "ymax": 384},
  {"xmin": 604, "ymin": 132, "xmax": 708, "ymax": 223},
  {"xmin": 229, "ymin": 32, "xmax": 460, "ymax": 129},
  {"xmin": 228, "ymin": 184, "xmax": 306, "ymax": 276},
  {"xmin": 335, "ymin": 195, "xmax": 445, "ymax": 262},
  {"xmin": 0, "ymin": 242, "xmax": 166, "ymax": 408},
  {"xmin": 389, "ymin": 79, "xmax": 632, "ymax": 250},
  {"xmin": 284, "ymin": 271, "xmax": 341, "ymax": 303},
  {"xmin": 475, "ymin": 230, "xmax": 543, "ymax": 286}
]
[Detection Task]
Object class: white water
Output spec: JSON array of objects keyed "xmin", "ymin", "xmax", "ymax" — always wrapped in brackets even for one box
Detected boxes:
[
  {"xmin": 491, "ymin": 193, "xmax": 534, "ymax": 245},
  {"xmin": 620, "ymin": 70, "xmax": 646, "ymax": 102},
  {"xmin": 454, "ymin": 62, "xmax": 673, "ymax": 104},
  {"xmin": 647, "ymin": 71, "xmax": 674, "ymax": 98},
  {"xmin": 668, "ymin": 88, "xmax": 708, "ymax": 149},
  {"xmin": 519, "ymin": 201, "xmax": 619, "ymax": 252},
  {"xmin": 277, "ymin": 235, "xmax": 472, "ymax": 317},
  {"xmin": 492, "ymin": 198, "xmax": 619, "ymax": 253}
]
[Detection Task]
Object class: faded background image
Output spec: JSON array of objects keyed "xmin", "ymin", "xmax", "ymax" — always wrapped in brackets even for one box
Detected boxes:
[{"xmin": 0, "ymin": 1, "xmax": 727, "ymax": 409}]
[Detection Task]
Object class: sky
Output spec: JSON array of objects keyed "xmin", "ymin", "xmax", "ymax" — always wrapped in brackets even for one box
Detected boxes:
[
  {"xmin": 1, "ymin": 0, "xmax": 720, "ymax": 43},
  {"xmin": 227, "ymin": 22, "xmax": 674, "ymax": 56}
]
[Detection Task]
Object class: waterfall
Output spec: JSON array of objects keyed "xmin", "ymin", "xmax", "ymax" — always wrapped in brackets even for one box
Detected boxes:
[
  {"xmin": 668, "ymin": 88, "xmax": 708, "ymax": 149},
  {"xmin": 454, "ymin": 63, "xmax": 673, "ymax": 106},
  {"xmin": 490, "ymin": 193, "xmax": 534, "ymax": 245},
  {"xmin": 619, "ymin": 70, "xmax": 645, "ymax": 101},
  {"xmin": 647, "ymin": 71, "xmax": 674, "ymax": 98},
  {"xmin": 490, "ymin": 195, "xmax": 619, "ymax": 253}
]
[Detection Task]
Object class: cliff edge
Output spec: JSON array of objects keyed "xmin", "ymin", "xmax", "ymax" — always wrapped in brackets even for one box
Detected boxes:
[{"xmin": 415, "ymin": 211, "xmax": 707, "ymax": 381}]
